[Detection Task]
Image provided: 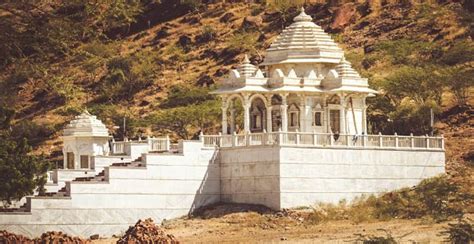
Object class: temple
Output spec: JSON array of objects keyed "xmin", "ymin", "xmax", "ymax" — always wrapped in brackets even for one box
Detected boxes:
[
  {"xmin": 0, "ymin": 8, "xmax": 445, "ymax": 238},
  {"xmin": 213, "ymin": 8, "xmax": 376, "ymax": 135}
]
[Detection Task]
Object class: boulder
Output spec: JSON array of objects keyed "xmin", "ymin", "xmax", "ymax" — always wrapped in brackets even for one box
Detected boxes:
[
  {"xmin": 330, "ymin": 3, "xmax": 358, "ymax": 32},
  {"xmin": 241, "ymin": 15, "xmax": 263, "ymax": 30},
  {"xmin": 220, "ymin": 12, "xmax": 235, "ymax": 23}
]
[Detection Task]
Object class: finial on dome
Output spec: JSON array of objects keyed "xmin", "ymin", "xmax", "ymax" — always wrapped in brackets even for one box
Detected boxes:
[
  {"xmin": 83, "ymin": 109, "xmax": 91, "ymax": 116},
  {"xmin": 293, "ymin": 6, "xmax": 312, "ymax": 22},
  {"xmin": 243, "ymin": 54, "xmax": 250, "ymax": 64}
]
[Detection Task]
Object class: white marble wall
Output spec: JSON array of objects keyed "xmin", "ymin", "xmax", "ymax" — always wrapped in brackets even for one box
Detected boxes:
[
  {"xmin": 219, "ymin": 146, "xmax": 281, "ymax": 209},
  {"xmin": 0, "ymin": 141, "xmax": 445, "ymax": 238},
  {"xmin": 279, "ymin": 147, "xmax": 445, "ymax": 208},
  {"xmin": 0, "ymin": 142, "xmax": 220, "ymax": 238}
]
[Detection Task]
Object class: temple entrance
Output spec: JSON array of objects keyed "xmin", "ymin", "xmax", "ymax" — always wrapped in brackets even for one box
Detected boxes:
[
  {"xmin": 80, "ymin": 155, "xmax": 89, "ymax": 169},
  {"xmin": 250, "ymin": 97, "xmax": 266, "ymax": 133},
  {"xmin": 271, "ymin": 95, "xmax": 282, "ymax": 132},
  {"xmin": 330, "ymin": 110, "xmax": 340, "ymax": 134},
  {"xmin": 66, "ymin": 152, "xmax": 74, "ymax": 169}
]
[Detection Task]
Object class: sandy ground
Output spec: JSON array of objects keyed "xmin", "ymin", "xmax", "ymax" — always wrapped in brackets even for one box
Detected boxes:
[{"xmin": 92, "ymin": 208, "xmax": 452, "ymax": 243}]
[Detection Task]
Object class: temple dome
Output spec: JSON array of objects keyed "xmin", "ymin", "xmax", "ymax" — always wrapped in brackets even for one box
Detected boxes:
[
  {"xmin": 262, "ymin": 7, "xmax": 344, "ymax": 65},
  {"xmin": 63, "ymin": 110, "xmax": 110, "ymax": 137}
]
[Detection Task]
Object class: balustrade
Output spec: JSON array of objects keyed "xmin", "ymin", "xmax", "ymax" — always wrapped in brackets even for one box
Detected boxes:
[{"xmin": 200, "ymin": 132, "xmax": 444, "ymax": 151}]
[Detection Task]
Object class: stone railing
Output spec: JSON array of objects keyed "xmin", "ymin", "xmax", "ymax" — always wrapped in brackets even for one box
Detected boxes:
[
  {"xmin": 200, "ymin": 131, "xmax": 444, "ymax": 151},
  {"xmin": 111, "ymin": 136, "xmax": 171, "ymax": 155}
]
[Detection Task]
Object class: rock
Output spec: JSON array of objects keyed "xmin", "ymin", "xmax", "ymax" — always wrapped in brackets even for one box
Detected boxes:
[
  {"xmin": 330, "ymin": 3, "xmax": 358, "ymax": 32},
  {"xmin": 220, "ymin": 12, "xmax": 235, "ymax": 23},
  {"xmin": 196, "ymin": 74, "xmax": 215, "ymax": 87},
  {"xmin": 178, "ymin": 35, "xmax": 192, "ymax": 51},
  {"xmin": 214, "ymin": 68, "xmax": 228, "ymax": 77},
  {"xmin": 241, "ymin": 16, "xmax": 263, "ymax": 30},
  {"xmin": 90, "ymin": 234, "xmax": 99, "ymax": 240},
  {"xmin": 156, "ymin": 29, "xmax": 169, "ymax": 39}
]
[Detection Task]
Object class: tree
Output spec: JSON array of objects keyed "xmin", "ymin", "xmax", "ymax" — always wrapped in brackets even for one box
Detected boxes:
[
  {"xmin": 148, "ymin": 100, "xmax": 220, "ymax": 139},
  {"xmin": 382, "ymin": 66, "xmax": 443, "ymax": 106},
  {"xmin": 0, "ymin": 105, "xmax": 49, "ymax": 207},
  {"xmin": 439, "ymin": 66, "xmax": 473, "ymax": 106}
]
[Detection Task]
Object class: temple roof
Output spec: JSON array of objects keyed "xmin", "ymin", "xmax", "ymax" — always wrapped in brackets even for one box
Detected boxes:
[
  {"xmin": 63, "ymin": 110, "xmax": 110, "ymax": 137},
  {"xmin": 261, "ymin": 8, "xmax": 344, "ymax": 65}
]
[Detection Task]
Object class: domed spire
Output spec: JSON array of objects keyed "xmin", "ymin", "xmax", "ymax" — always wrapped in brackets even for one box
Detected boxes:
[
  {"xmin": 336, "ymin": 57, "xmax": 361, "ymax": 78},
  {"xmin": 293, "ymin": 7, "xmax": 313, "ymax": 22},
  {"xmin": 238, "ymin": 54, "xmax": 257, "ymax": 77},
  {"xmin": 262, "ymin": 6, "xmax": 343, "ymax": 65},
  {"xmin": 64, "ymin": 112, "xmax": 109, "ymax": 137}
]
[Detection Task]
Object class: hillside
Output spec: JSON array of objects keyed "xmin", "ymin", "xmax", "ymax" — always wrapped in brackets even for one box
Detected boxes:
[{"xmin": 0, "ymin": 1, "xmax": 472, "ymax": 166}]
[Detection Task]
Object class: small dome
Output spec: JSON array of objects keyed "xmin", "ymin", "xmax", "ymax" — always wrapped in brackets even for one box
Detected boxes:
[
  {"xmin": 262, "ymin": 7, "xmax": 343, "ymax": 65},
  {"xmin": 335, "ymin": 57, "xmax": 361, "ymax": 78},
  {"xmin": 237, "ymin": 55, "xmax": 257, "ymax": 77},
  {"xmin": 63, "ymin": 110, "xmax": 109, "ymax": 137}
]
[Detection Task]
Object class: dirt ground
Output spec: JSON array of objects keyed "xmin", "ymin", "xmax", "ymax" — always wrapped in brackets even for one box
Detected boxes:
[{"xmin": 92, "ymin": 204, "xmax": 456, "ymax": 243}]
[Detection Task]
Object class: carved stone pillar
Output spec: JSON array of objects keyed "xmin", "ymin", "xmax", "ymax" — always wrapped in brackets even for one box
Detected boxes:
[
  {"xmin": 281, "ymin": 93, "xmax": 289, "ymax": 132},
  {"xmin": 265, "ymin": 94, "xmax": 273, "ymax": 133},
  {"xmin": 243, "ymin": 94, "xmax": 251, "ymax": 133},
  {"xmin": 340, "ymin": 93, "xmax": 346, "ymax": 134},
  {"xmin": 362, "ymin": 96, "xmax": 367, "ymax": 134},
  {"xmin": 221, "ymin": 106, "xmax": 228, "ymax": 135},
  {"xmin": 230, "ymin": 107, "xmax": 236, "ymax": 134},
  {"xmin": 299, "ymin": 95, "xmax": 306, "ymax": 132},
  {"xmin": 221, "ymin": 96, "xmax": 229, "ymax": 134}
]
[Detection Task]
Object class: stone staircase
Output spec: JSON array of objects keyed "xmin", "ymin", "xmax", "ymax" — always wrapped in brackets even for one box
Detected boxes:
[
  {"xmin": 0, "ymin": 202, "xmax": 29, "ymax": 213},
  {"xmin": 0, "ymin": 158, "xmax": 147, "ymax": 213}
]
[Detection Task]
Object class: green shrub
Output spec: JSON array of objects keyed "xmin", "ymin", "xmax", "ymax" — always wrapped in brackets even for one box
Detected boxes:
[
  {"xmin": 99, "ymin": 51, "xmax": 157, "ymax": 102},
  {"xmin": 160, "ymin": 85, "xmax": 214, "ymax": 108},
  {"xmin": 353, "ymin": 229, "xmax": 397, "ymax": 244},
  {"xmin": 441, "ymin": 218, "xmax": 474, "ymax": 244},
  {"xmin": 44, "ymin": 75, "xmax": 84, "ymax": 106},
  {"xmin": 374, "ymin": 39, "xmax": 439, "ymax": 65},
  {"xmin": 307, "ymin": 175, "xmax": 466, "ymax": 224},
  {"xmin": 440, "ymin": 40, "xmax": 474, "ymax": 65},
  {"xmin": 227, "ymin": 31, "xmax": 261, "ymax": 55}
]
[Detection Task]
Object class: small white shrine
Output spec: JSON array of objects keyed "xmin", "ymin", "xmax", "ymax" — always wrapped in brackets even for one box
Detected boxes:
[
  {"xmin": 62, "ymin": 110, "xmax": 110, "ymax": 169},
  {"xmin": 214, "ymin": 8, "xmax": 377, "ymax": 135}
]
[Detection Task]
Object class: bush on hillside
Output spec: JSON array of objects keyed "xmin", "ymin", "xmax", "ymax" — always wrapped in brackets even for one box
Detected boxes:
[
  {"xmin": 441, "ymin": 218, "xmax": 474, "ymax": 243},
  {"xmin": 99, "ymin": 51, "xmax": 157, "ymax": 102},
  {"xmin": 160, "ymin": 85, "xmax": 214, "ymax": 108},
  {"xmin": 308, "ymin": 175, "xmax": 466, "ymax": 224},
  {"xmin": 147, "ymin": 100, "xmax": 220, "ymax": 139}
]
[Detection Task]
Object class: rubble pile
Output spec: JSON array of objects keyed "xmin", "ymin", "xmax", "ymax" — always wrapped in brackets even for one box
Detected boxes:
[
  {"xmin": 33, "ymin": 231, "xmax": 91, "ymax": 243},
  {"xmin": 0, "ymin": 230, "xmax": 90, "ymax": 243},
  {"xmin": 0, "ymin": 230, "xmax": 32, "ymax": 243},
  {"xmin": 118, "ymin": 218, "xmax": 179, "ymax": 244}
]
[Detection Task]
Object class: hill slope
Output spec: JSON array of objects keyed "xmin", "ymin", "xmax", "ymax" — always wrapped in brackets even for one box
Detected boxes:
[{"xmin": 0, "ymin": 1, "xmax": 472, "ymax": 166}]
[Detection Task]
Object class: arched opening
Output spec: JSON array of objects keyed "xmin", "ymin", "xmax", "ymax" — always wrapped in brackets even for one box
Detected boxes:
[
  {"xmin": 327, "ymin": 95, "xmax": 341, "ymax": 134},
  {"xmin": 271, "ymin": 94, "xmax": 282, "ymax": 132},
  {"xmin": 288, "ymin": 103, "xmax": 300, "ymax": 130},
  {"xmin": 226, "ymin": 96, "xmax": 244, "ymax": 134},
  {"xmin": 250, "ymin": 97, "xmax": 266, "ymax": 133}
]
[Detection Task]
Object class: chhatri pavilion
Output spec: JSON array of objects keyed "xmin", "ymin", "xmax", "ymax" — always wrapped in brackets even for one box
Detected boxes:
[{"xmin": 213, "ymin": 8, "xmax": 377, "ymax": 135}]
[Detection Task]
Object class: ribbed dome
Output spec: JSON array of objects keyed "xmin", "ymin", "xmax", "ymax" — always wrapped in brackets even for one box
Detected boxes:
[
  {"xmin": 262, "ymin": 8, "xmax": 343, "ymax": 65},
  {"xmin": 237, "ymin": 55, "xmax": 257, "ymax": 77},
  {"xmin": 336, "ymin": 57, "xmax": 361, "ymax": 78},
  {"xmin": 63, "ymin": 110, "xmax": 109, "ymax": 137}
]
